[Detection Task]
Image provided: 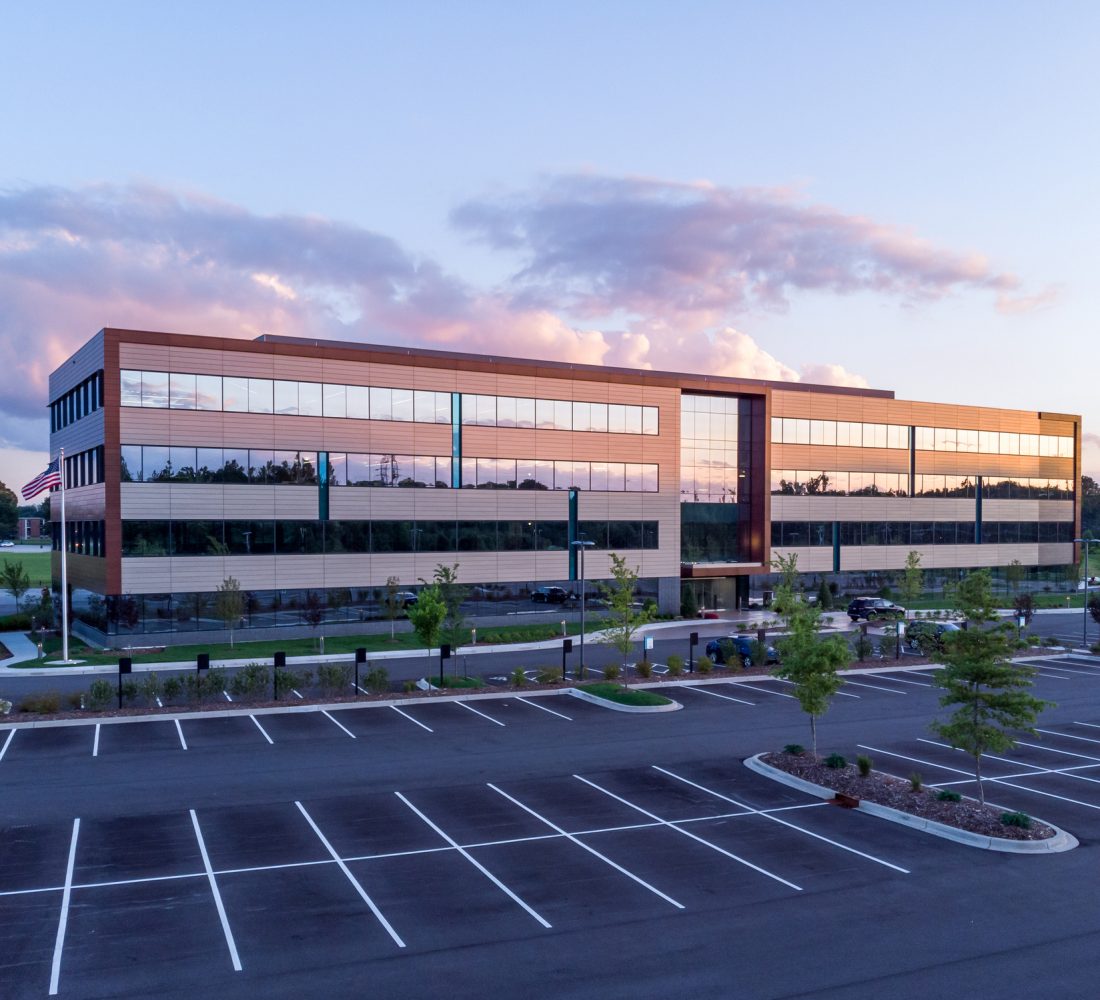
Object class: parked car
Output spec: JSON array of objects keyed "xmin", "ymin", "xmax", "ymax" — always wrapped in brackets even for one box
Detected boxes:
[
  {"xmin": 531, "ymin": 586, "xmax": 570, "ymax": 604},
  {"xmin": 0, "ymin": 540, "xmax": 14, "ymax": 547},
  {"xmin": 704, "ymin": 635, "xmax": 780, "ymax": 668},
  {"xmin": 847, "ymin": 598, "xmax": 906, "ymax": 622},
  {"xmin": 394, "ymin": 591, "xmax": 418, "ymax": 608},
  {"xmin": 904, "ymin": 620, "xmax": 962, "ymax": 653}
]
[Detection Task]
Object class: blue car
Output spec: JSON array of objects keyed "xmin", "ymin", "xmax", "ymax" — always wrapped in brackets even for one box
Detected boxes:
[{"xmin": 704, "ymin": 635, "xmax": 780, "ymax": 668}]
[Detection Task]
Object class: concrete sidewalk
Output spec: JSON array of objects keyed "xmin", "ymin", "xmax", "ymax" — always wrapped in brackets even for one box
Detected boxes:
[{"xmin": 0, "ymin": 631, "xmax": 45, "ymax": 666}]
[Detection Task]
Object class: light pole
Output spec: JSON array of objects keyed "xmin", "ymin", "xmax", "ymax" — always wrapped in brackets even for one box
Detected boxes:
[
  {"xmin": 571, "ymin": 538, "xmax": 595, "ymax": 678},
  {"xmin": 1073, "ymin": 538, "xmax": 1099, "ymax": 649}
]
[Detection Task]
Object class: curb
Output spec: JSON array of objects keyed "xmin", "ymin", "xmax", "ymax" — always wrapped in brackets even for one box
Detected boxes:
[
  {"xmin": 744, "ymin": 753, "xmax": 1078, "ymax": 854},
  {"xmin": 568, "ymin": 688, "xmax": 682, "ymax": 714}
]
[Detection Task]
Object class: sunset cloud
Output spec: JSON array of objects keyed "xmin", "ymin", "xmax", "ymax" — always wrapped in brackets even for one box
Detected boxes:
[{"xmin": 0, "ymin": 177, "xmax": 1041, "ymax": 462}]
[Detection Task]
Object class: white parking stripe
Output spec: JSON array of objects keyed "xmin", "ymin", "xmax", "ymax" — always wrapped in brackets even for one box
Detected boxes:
[
  {"xmin": 190, "ymin": 810, "xmax": 242, "ymax": 971},
  {"xmin": 0, "ymin": 729, "xmax": 14, "ymax": 761},
  {"xmin": 920, "ymin": 739, "xmax": 1100, "ymax": 787},
  {"xmin": 774, "ymin": 677, "xmax": 859, "ymax": 699},
  {"xmin": 842, "ymin": 679, "xmax": 907, "ymax": 695},
  {"xmin": 295, "ymin": 802, "xmax": 405, "ymax": 946},
  {"xmin": 391, "ymin": 705, "xmax": 433, "ymax": 732},
  {"xmin": 516, "ymin": 697, "xmax": 572, "ymax": 720},
  {"xmin": 652, "ymin": 766, "xmax": 909, "ymax": 874},
  {"xmin": 735, "ymin": 683, "xmax": 797, "ymax": 700},
  {"xmin": 48, "ymin": 817, "xmax": 80, "ymax": 996},
  {"xmin": 92, "ymin": 724, "xmax": 100, "ymax": 758},
  {"xmin": 322, "ymin": 710, "xmax": 357, "ymax": 739},
  {"xmin": 457, "ymin": 701, "xmax": 505, "ymax": 727},
  {"xmin": 576, "ymin": 775, "xmax": 802, "ymax": 890},
  {"xmin": 1037, "ymin": 728, "xmax": 1100, "ymax": 747},
  {"xmin": 868, "ymin": 672, "xmax": 931, "ymax": 687},
  {"xmin": 1012, "ymin": 739, "xmax": 1100, "ymax": 765},
  {"xmin": 395, "ymin": 792, "xmax": 551, "ymax": 928},
  {"xmin": 865, "ymin": 743, "xmax": 1100, "ymax": 811},
  {"xmin": 250, "ymin": 716, "xmax": 274, "ymax": 744},
  {"xmin": 488, "ymin": 782, "xmax": 685, "ymax": 909},
  {"xmin": 175, "ymin": 719, "xmax": 188, "ymax": 750},
  {"xmin": 223, "ymin": 690, "xmax": 233, "ymax": 702},
  {"xmin": 1076, "ymin": 721, "xmax": 1100, "ymax": 731},
  {"xmin": 1029, "ymin": 663, "xmax": 1095, "ymax": 677},
  {"xmin": 1030, "ymin": 669, "xmax": 1072, "ymax": 680},
  {"xmin": 292, "ymin": 689, "xmax": 304, "ymax": 700},
  {"xmin": 682, "ymin": 686, "xmax": 756, "ymax": 707}
]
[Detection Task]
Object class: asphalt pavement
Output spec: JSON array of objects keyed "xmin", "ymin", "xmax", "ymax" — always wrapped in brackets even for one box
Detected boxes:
[{"xmin": 4, "ymin": 650, "xmax": 1100, "ymax": 998}]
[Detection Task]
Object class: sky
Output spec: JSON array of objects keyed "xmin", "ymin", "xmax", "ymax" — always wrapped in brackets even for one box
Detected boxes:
[{"xmin": 1, "ymin": 1, "xmax": 1097, "ymax": 495}]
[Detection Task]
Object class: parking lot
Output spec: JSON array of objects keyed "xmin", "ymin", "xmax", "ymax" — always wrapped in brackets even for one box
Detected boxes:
[{"xmin": 4, "ymin": 655, "xmax": 1100, "ymax": 999}]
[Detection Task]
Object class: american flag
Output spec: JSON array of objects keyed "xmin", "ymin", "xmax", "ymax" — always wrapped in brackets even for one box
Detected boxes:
[{"xmin": 22, "ymin": 458, "xmax": 62, "ymax": 500}]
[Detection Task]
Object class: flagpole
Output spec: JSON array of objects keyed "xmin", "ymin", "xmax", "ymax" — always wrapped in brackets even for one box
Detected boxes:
[{"xmin": 59, "ymin": 448, "xmax": 69, "ymax": 663}]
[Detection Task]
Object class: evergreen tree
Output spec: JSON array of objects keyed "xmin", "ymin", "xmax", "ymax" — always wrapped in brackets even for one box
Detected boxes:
[{"xmin": 931, "ymin": 568, "xmax": 1052, "ymax": 804}]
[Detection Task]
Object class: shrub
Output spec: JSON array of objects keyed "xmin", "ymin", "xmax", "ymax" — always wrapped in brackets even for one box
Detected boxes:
[
  {"xmin": 511, "ymin": 666, "xmax": 527, "ymax": 687},
  {"xmin": 783, "ymin": 743, "xmax": 805, "ymax": 755},
  {"xmin": 536, "ymin": 667, "xmax": 559, "ymax": 684},
  {"xmin": 876, "ymin": 638, "xmax": 892, "ymax": 658},
  {"xmin": 364, "ymin": 667, "xmax": 390, "ymax": 694},
  {"xmin": 20, "ymin": 691, "xmax": 61, "ymax": 714},
  {"xmin": 1042, "ymin": 636, "xmax": 1060, "ymax": 647},
  {"xmin": 824, "ymin": 753, "xmax": 847, "ymax": 769},
  {"xmin": 749, "ymin": 639, "xmax": 770, "ymax": 667},
  {"xmin": 854, "ymin": 635, "xmax": 874, "ymax": 661},
  {"xmin": 317, "ymin": 663, "xmax": 351, "ymax": 694},
  {"xmin": 908, "ymin": 772, "xmax": 923, "ymax": 792},
  {"xmin": 66, "ymin": 692, "xmax": 83, "ymax": 710},
  {"xmin": 856, "ymin": 754, "xmax": 872, "ymax": 777},
  {"xmin": 230, "ymin": 663, "xmax": 270, "ymax": 700},
  {"xmin": 402, "ymin": 679, "xmax": 417, "ymax": 693},
  {"xmin": 697, "ymin": 655, "xmax": 713, "ymax": 674},
  {"xmin": 87, "ymin": 678, "xmax": 113, "ymax": 710},
  {"xmin": 1001, "ymin": 811, "xmax": 1032, "ymax": 829},
  {"xmin": 602, "ymin": 663, "xmax": 621, "ymax": 681},
  {"xmin": 137, "ymin": 671, "xmax": 161, "ymax": 706},
  {"xmin": 1091, "ymin": 641, "xmax": 1100, "ymax": 655},
  {"xmin": 1, "ymin": 613, "xmax": 33, "ymax": 630},
  {"xmin": 120, "ymin": 680, "xmax": 139, "ymax": 704},
  {"xmin": 666, "ymin": 654, "xmax": 683, "ymax": 676},
  {"xmin": 162, "ymin": 675, "xmax": 183, "ymax": 702},
  {"xmin": 636, "ymin": 659, "xmax": 652, "ymax": 679},
  {"xmin": 936, "ymin": 789, "xmax": 962, "ymax": 802},
  {"xmin": 275, "ymin": 667, "xmax": 310, "ymax": 694}
]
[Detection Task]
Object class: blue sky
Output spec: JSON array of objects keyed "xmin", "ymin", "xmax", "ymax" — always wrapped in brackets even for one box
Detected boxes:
[{"xmin": 1, "ymin": 1, "xmax": 1096, "ymax": 490}]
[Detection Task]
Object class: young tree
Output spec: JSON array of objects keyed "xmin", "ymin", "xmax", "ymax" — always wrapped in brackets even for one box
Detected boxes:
[
  {"xmin": 600, "ymin": 553, "xmax": 654, "ymax": 677},
  {"xmin": 407, "ymin": 583, "xmax": 446, "ymax": 660},
  {"xmin": 1004, "ymin": 559, "xmax": 1026, "ymax": 597},
  {"xmin": 773, "ymin": 585, "xmax": 851, "ymax": 756},
  {"xmin": 931, "ymin": 568, "xmax": 1052, "ymax": 804},
  {"xmin": 680, "ymin": 582, "xmax": 698, "ymax": 619},
  {"xmin": 815, "ymin": 577, "xmax": 832, "ymax": 611},
  {"xmin": 1, "ymin": 559, "xmax": 31, "ymax": 610},
  {"xmin": 213, "ymin": 576, "xmax": 245, "ymax": 648},
  {"xmin": 383, "ymin": 576, "xmax": 403, "ymax": 641},
  {"xmin": 302, "ymin": 590, "xmax": 325, "ymax": 648},
  {"xmin": 432, "ymin": 562, "xmax": 469, "ymax": 651},
  {"xmin": 0, "ymin": 481, "xmax": 17, "ymax": 539},
  {"xmin": 770, "ymin": 552, "xmax": 800, "ymax": 604},
  {"xmin": 898, "ymin": 551, "xmax": 923, "ymax": 615}
]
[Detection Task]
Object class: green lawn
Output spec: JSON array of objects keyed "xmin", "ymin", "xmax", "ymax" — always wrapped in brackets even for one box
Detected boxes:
[
  {"xmin": 23, "ymin": 617, "xmax": 610, "ymax": 668},
  {"xmin": 577, "ymin": 682, "xmax": 672, "ymax": 707},
  {"xmin": 0, "ymin": 551, "xmax": 52, "ymax": 588}
]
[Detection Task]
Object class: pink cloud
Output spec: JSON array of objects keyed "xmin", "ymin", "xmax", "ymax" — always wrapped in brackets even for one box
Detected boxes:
[{"xmin": 0, "ymin": 177, "xmax": 1043, "ymax": 460}]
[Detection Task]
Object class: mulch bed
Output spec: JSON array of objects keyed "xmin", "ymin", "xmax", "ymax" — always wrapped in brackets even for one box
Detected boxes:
[{"xmin": 762, "ymin": 750, "xmax": 1054, "ymax": 841}]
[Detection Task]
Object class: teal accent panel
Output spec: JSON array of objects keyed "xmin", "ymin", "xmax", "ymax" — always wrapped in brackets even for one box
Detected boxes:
[
  {"xmin": 832, "ymin": 521, "xmax": 840, "ymax": 573},
  {"xmin": 318, "ymin": 451, "xmax": 329, "ymax": 522},
  {"xmin": 568, "ymin": 488, "xmax": 579, "ymax": 580},
  {"xmin": 975, "ymin": 476, "xmax": 983, "ymax": 544},
  {"xmin": 451, "ymin": 392, "xmax": 462, "ymax": 487}
]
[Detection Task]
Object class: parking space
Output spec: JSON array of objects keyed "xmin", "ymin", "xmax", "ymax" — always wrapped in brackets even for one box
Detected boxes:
[
  {"xmin": 5, "ymin": 726, "xmax": 91, "ymax": 759},
  {"xmin": 98, "ymin": 719, "xmax": 184, "ymax": 756},
  {"xmin": 178, "ymin": 715, "xmax": 271, "ymax": 750}
]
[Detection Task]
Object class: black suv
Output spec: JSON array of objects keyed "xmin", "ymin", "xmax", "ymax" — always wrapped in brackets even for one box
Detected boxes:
[
  {"xmin": 847, "ymin": 598, "xmax": 906, "ymax": 622},
  {"xmin": 704, "ymin": 635, "xmax": 780, "ymax": 668},
  {"xmin": 531, "ymin": 586, "xmax": 570, "ymax": 604},
  {"xmin": 904, "ymin": 620, "xmax": 962, "ymax": 653}
]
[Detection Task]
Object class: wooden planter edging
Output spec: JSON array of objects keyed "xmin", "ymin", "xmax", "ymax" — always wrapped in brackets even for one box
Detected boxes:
[{"xmin": 744, "ymin": 753, "xmax": 1078, "ymax": 854}]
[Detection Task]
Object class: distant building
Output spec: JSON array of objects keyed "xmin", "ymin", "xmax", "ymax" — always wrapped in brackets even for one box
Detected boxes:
[
  {"xmin": 49, "ymin": 328, "xmax": 1082, "ymax": 644},
  {"xmin": 17, "ymin": 516, "xmax": 44, "ymax": 539}
]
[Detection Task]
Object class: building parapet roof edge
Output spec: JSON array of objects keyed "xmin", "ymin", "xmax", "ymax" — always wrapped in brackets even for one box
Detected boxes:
[{"xmin": 251, "ymin": 332, "xmax": 896, "ymax": 399}]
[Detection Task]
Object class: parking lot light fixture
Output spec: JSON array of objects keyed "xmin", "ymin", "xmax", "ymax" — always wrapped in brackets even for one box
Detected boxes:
[
  {"xmin": 571, "ymin": 539, "xmax": 596, "ymax": 676},
  {"xmin": 1073, "ymin": 539, "xmax": 1099, "ymax": 648}
]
